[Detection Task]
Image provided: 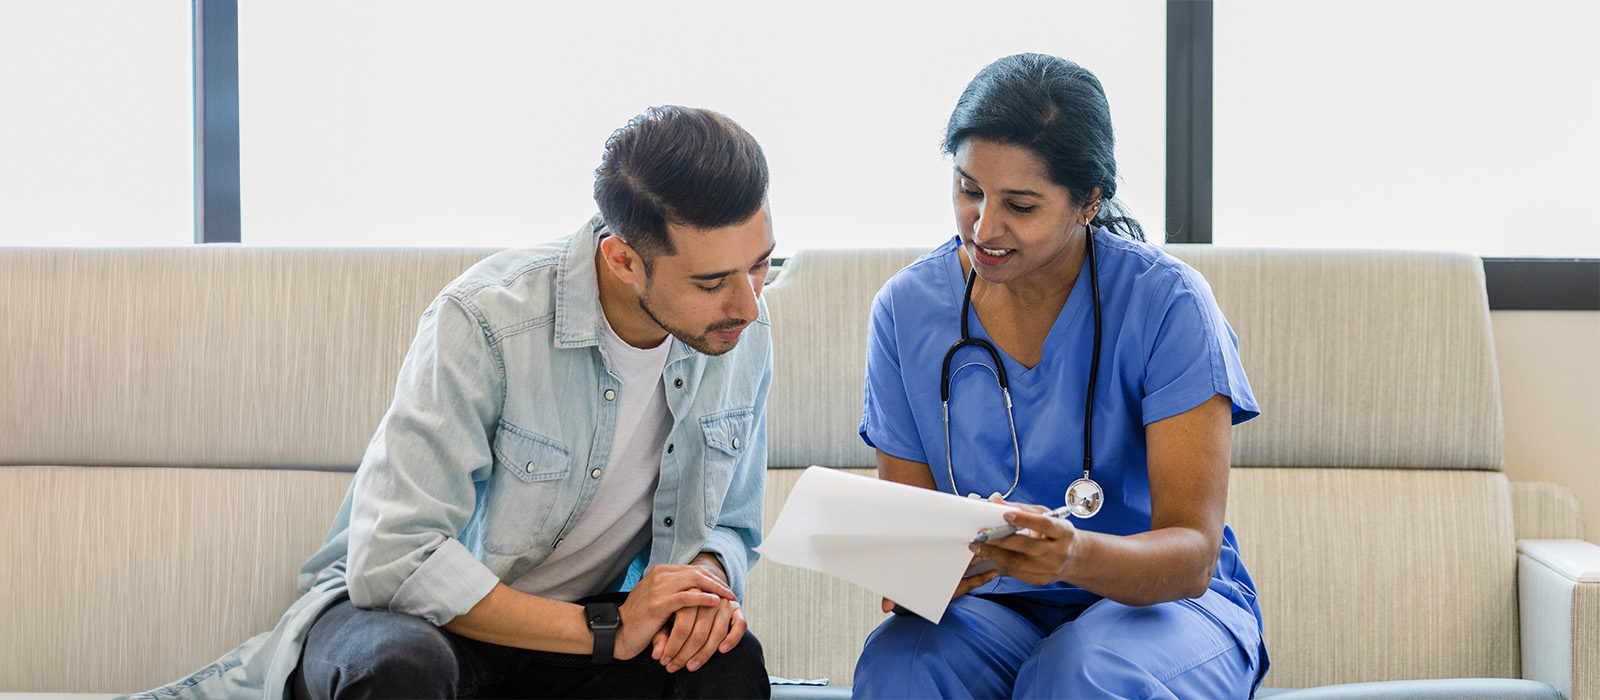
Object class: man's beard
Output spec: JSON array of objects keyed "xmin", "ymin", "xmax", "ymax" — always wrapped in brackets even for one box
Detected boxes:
[{"xmin": 637, "ymin": 291, "xmax": 746, "ymax": 357}]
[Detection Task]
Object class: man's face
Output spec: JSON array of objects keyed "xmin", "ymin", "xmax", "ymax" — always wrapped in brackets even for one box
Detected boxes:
[{"xmin": 636, "ymin": 208, "xmax": 775, "ymax": 356}]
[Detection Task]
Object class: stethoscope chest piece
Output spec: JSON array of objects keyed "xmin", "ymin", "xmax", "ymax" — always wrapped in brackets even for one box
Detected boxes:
[{"xmin": 1065, "ymin": 475, "xmax": 1104, "ymax": 518}]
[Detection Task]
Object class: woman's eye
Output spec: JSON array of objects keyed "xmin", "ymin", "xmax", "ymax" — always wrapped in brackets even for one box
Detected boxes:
[
  {"xmin": 959, "ymin": 187, "xmax": 982, "ymax": 198},
  {"xmin": 1009, "ymin": 203, "xmax": 1036, "ymax": 213}
]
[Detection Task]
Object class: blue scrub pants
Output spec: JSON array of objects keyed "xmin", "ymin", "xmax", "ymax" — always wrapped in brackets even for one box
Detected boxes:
[{"xmin": 853, "ymin": 591, "xmax": 1264, "ymax": 699}]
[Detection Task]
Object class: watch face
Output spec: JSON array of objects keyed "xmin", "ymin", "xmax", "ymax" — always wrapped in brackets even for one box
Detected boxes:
[{"xmin": 586, "ymin": 604, "xmax": 620, "ymax": 628}]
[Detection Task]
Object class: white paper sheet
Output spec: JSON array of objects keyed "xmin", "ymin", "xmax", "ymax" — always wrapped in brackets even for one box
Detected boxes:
[{"xmin": 754, "ymin": 466, "xmax": 1016, "ymax": 623}]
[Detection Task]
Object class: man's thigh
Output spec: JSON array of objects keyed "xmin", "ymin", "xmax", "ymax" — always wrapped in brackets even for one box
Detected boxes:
[{"xmin": 485, "ymin": 629, "xmax": 769, "ymax": 699}]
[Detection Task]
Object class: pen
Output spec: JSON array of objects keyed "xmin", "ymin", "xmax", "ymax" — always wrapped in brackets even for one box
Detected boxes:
[{"xmin": 971, "ymin": 505, "xmax": 1075, "ymax": 543}]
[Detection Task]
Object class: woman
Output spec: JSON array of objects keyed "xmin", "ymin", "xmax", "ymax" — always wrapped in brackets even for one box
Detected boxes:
[{"xmin": 854, "ymin": 54, "xmax": 1267, "ymax": 699}]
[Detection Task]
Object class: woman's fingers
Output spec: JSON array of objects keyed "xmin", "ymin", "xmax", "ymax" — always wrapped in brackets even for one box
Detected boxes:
[{"xmin": 950, "ymin": 567, "xmax": 1001, "ymax": 600}]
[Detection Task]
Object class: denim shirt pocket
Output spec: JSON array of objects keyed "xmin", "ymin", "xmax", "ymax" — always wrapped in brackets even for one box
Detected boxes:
[
  {"xmin": 699, "ymin": 407, "xmax": 753, "ymax": 528},
  {"xmin": 484, "ymin": 420, "xmax": 573, "ymax": 555}
]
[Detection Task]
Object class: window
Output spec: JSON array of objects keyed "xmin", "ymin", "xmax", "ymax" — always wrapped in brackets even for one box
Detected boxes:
[
  {"xmin": 1213, "ymin": 0, "xmax": 1600, "ymax": 258},
  {"xmin": 0, "ymin": 0, "xmax": 193, "ymax": 246},
  {"xmin": 238, "ymin": 0, "xmax": 1167, "ymax": 254}
]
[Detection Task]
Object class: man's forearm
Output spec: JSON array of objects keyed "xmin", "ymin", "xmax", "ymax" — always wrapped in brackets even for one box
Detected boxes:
[{"xmin": 442, "ymin": 582, "xmax": 594, "ymax": 654}]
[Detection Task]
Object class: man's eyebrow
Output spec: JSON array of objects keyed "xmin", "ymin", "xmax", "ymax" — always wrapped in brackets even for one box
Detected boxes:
[
  {"xmin": 688, "ymin": 244, "xmax": 776, "ymax": 281},
  {"xmin": 954, "ymin": 167, "xmax": 1044, "ymax": 198}
]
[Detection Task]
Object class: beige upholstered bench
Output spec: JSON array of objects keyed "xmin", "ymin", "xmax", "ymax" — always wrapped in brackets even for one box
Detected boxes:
[{"xmin": 3, "ymin": 244, "xmax": 1595, "ymax": 698}]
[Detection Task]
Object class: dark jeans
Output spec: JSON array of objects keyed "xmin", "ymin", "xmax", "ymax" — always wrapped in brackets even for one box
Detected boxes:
[{"xmin": 291, "ymin": 593, "xmax": 771, "ymax": 700}]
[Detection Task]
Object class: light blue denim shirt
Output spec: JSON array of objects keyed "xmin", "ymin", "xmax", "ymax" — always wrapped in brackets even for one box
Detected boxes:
[{"xmin": 126, "ymin": 215, "xmax": 772, "ymax": 700}]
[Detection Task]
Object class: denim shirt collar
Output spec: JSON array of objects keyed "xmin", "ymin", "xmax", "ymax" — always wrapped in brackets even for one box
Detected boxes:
[{"xmin": 552, "ymin": 214, "xmax": 704, "ymax": 369}]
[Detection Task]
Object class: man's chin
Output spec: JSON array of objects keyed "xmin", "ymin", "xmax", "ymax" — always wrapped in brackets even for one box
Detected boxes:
[{"xmin": 675, "ymin": 331, "xmax": 740, "ymax": 357}]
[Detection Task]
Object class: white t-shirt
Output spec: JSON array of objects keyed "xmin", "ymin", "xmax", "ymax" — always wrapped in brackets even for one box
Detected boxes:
[{"xmin": 510, "ymin": 315, "xmax": 672, "ymax": 601}]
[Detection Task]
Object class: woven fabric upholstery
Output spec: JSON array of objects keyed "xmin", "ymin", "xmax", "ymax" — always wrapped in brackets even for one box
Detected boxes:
[
  {"xmin": 0, "ymin": 466, "xmax": 353, "ymax": 693},
  {"xmin": 1511, "ymin": 482, "xmax": 1586, "ymax": 541},
  {"xmin": 1166, "ymin": 246, "xmax": 1502, "ymax": 470},
  {"xmin": 1577, "ymin": 584, "xmax": 1600, "ymax": 700},
  {"xmin": 1227, "ymin": 468, "xmax": 1519, "ymax": 688},
  {"xmin": 0, "ymin": 247, "xmax": 499, "ymax": 469},
  {"xmin": 745, "ymin": 467, "xmax": 884, "ymax": 686},
  {"xmin": 763, "ymin": 248, "xmax": 929, "ymax": 470}
]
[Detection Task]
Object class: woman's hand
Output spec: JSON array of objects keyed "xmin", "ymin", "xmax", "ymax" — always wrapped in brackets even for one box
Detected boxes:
[
  {"xmin": 969, "ymin": 507, "xmax": 1081, "ymax": 585},
  {"xmin": 952, "ymin": 553, "xmax": 1003, "ymax": 598}
]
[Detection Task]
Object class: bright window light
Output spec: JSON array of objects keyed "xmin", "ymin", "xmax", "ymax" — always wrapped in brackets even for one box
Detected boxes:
[
  {"xmin": 0, "ymin": 0, "xmax": 193, "ymax": 246},
  {"xmin": 238, "ymin": 1, "xmax": 1166, "ymax": 254},
  {"xmin": 1215, "ymin": 0, "xmax": 1600, "ymax": 258}
]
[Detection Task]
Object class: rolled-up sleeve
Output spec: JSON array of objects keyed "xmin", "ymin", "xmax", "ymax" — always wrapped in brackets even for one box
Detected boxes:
[
  {"xmin": 346, "ymin": 294, "xmax": 503, "ymax": 625},
  {"xmin": 699, "ymin": 345, "xmax": 771, "ymax": 602}
]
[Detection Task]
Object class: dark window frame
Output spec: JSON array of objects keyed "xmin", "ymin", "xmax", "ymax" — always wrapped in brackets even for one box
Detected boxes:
[
  {"xmin": 1164, "ymin": 0, "xmax": 1596, "ymax": 311},
  {"xmin": 193, "ymin": 0, "xmax": 239, "ymax": 243}
]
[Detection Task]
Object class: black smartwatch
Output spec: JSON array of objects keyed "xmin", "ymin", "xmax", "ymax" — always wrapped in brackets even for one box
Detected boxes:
[{"xmin": 584, "ymin": 602, "xmax": 621, "ymax": 664}]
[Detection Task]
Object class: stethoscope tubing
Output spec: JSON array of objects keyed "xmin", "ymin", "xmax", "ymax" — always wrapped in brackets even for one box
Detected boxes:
[{"xmin": 940, "ymin": 223, "xmax": 1101, "ymax": 501}]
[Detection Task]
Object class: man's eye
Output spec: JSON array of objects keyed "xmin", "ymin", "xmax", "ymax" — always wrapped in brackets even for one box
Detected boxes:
[{"xmin": 699, "ymin": 281, "xmax": 725, "ymax": 292}]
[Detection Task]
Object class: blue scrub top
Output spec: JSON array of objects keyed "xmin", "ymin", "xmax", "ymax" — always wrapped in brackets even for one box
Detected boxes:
[{"xmin": 860, "ymin": 230, "xmax": 1264, "ymax": 629}]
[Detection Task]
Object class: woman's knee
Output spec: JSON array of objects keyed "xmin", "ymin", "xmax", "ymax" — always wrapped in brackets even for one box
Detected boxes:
[{"xmin": 855, "ymin": 601, "xmax": 1041, "ymax": 699}]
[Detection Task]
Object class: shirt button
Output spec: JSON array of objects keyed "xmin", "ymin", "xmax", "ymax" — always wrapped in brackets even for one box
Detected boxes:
[
  {"xmin": 604, "ymin": 389, "xmax": 616, "ymax": 401},
  {"xmin": 525, "ymin": 462, "xmax": 534, "ymax": 473},
  {"xmin": 664, "ymin": 517, "xmax": 674, "ymax": 527},
  {"xmin": 666, "ymin": 443, "xmax": 674, "ymax": 454},
  {"xmin": 590, "ymin": 468, "xmax": 602, "ymax": 479},
  {"xmin": 673, "ymin": 378, "xmax": 683, "ymax": 389},
  {"xmin": 731, "ymin": 438, "xmax": 741, "ymax": 450},
  {"xmin": 553, "ymin": 538, "xmax": 563, "ymax": 549}
]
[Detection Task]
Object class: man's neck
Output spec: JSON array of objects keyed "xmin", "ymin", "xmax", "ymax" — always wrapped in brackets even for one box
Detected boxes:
[{"xmin": 594, "ymin": 244, "xmax": 669, "ymax": 350}]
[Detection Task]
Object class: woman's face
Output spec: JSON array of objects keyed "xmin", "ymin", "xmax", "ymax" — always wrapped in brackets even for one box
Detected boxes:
[{"xmin": 952, "ymin": 137, "xmax": 1094, "ymax": 287}]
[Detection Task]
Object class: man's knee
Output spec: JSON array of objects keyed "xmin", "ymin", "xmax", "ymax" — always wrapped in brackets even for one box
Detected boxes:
[
  {"xmin": 295, "ymin": 600, "xmax": 460, "ymax": 700},
  {"xmin": 674, "ymin": 631, "xmax": 770, "ymax": 699}
]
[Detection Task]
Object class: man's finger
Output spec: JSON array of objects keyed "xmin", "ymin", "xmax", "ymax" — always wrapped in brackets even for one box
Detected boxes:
[
  {"xmin": 660, "ymin": 590, "xmax": 725, "ymax": 616},
  {"xmin": 720, "ymin": 603, "xmax": 747, "ymax": 653},
  {"xmin": 687, "ymin": 604, "xmax": 733, "ymax": 672},
  {"xmin": 658, "ymin": 568, "xmax": 736, "ymax": 600},
  {"xmin": 660, "ymin": 608, "xmax": 697, "ymax": 668},
  {"xmin": 669, "ymin": 603, "xmax": 718, "ymax": 672},
  {"xmin": 652, "ymin": 630, "xmax": 669, "ymax": 661}
]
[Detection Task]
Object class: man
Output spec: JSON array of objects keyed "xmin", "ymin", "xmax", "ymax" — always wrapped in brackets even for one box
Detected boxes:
[{"xmin": 126, "ymin": 105, "xmax": 775, "ymax": 700}]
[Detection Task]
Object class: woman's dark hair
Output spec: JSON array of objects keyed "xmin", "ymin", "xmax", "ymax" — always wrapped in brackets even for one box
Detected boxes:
[
  {"xmin": 594, "ymin": 105, "xmax": 769, "ymax": 269},
  {"xmin": 943, "ymin": 54, "xmax": 1144, "ymax": 241}
]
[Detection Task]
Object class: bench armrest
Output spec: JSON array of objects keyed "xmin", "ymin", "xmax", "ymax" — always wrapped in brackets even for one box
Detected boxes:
[{"xmin": 1518, "ymin": 539, "xmax": 1600, "ymax": 700}]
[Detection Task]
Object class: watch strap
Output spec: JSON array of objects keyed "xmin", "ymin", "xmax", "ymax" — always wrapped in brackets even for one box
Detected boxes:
[{"xmin": 584, "ymin": 602, "xmax": 620, "ymax": 664}]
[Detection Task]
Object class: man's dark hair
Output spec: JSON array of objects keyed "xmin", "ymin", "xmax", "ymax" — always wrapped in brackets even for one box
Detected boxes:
[
  {"xmin": 944, "ymin": 54, "xmax": 1144, "ymax": 241},
  {"xmin": 594, "ymin": 106, "xmax": 769, "ymax": 268}
]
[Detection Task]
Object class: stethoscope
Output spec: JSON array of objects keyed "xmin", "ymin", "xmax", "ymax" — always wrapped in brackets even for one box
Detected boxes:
[{"xmin": 940, "ymin": 222, "xmax": 1105, "ymax": 518}]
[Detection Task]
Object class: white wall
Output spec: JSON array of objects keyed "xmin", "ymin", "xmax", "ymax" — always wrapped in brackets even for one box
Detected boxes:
[{"xmin": 1495, "ymin": 310, "xmax": 1600, "ymax": 540}]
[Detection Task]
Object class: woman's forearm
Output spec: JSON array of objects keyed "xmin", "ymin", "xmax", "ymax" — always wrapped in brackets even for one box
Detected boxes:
[{"xmin": 1060, "ymin": 526, "xmax": 1217, "ymax": 606}]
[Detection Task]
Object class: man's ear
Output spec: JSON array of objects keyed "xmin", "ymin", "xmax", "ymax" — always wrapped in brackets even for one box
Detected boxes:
[{"xmin": 599, "ymin": 235, "xmax": 646, "ymax": 286}]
